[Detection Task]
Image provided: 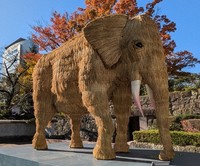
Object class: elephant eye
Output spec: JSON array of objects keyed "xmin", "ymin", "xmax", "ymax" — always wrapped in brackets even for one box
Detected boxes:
[{"xmin": 135, "ymin": 42, "xmax": 143, "ymax": 48}]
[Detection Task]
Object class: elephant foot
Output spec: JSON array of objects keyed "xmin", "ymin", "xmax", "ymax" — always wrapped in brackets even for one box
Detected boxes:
[
  {"xmin": 32, "ymin": 133, "xmax": 48, "ymax": 150},
  {"xmin": 93, "ymin": 145, "xmax": 116, "ymax": 160},
  {"xmin": 159, "ymin": 150, "xmax": 175, "ymax": 161},
  {"xmin": 114, "ymin": 143, "xmax": 129, "ymax": 153},
  {"xmin": 69, "ymin": 140, "xmax": 83, "ymax": 148}
]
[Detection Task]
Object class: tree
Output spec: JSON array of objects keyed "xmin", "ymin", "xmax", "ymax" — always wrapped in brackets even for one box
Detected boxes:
[
  {"xmin": 32, "ymin": 0, "xmax": 200, "ymax": 76},
  {"xmin": 18, "ymin": 52, "xmax": 42, "ymax": 94},
  {"xmin": 0, "ymin": 51, "xmax": 28, "ymax": 111},
  {"xmin": 168, "ymin": 73, "xmax": 200, "ymax": 92},
  {"xmin": 0, "ymin": 47, "xmax": 41, "ymax": 119}
]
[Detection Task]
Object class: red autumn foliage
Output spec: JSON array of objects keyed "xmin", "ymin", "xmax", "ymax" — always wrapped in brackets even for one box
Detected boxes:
[
  {"xmin": 22, "ymin": 52, "xmax": 42, "ymax": 63},
  {"xmin": 32, "ymin": 0, "xmax": 199, "ymax": 76}
]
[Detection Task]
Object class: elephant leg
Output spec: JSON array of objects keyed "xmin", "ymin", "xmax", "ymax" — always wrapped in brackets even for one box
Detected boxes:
[
  {"xmin": 146, "ymin": 76, "xmax": 175, "ymax": 160},
  {"xmin": 113, "ymin": 86, "xmax": 131, "ymax": 153},
  {"xmin": 32, "ymin": 96, "xmax": 56, "ymax": 150},
  {"xmin": 93, "ymin": 113, "xmax": 115, "ymax": 160},
  {"xmin": 154, "ymin": 102, "xmax": 175, "ymax": 160},
  {"xmin": 68, "ymin": 114, "xmax": 84, "ymax": 148},
  {"xmin": 82, "ymin": 90, "xmax": 115, "ymax": 160}
]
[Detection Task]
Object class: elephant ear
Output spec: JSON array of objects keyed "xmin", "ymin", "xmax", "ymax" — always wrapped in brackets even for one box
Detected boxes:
[{"xmin": 83, "ymin": 15, "xmax": 128, "ymax": 68}]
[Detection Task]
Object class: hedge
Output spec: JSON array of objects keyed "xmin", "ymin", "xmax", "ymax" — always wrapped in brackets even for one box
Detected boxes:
[
  {"xmin": 170, "ymin": 114, "xmax": 200, "ymax": 131},
  {"xmin": 173, "ymin": 114, "xmax": 200, "ymax": 123},
  {"xmin": 133, "ymin": 130, "xmax": 200, "ymax": 147}
]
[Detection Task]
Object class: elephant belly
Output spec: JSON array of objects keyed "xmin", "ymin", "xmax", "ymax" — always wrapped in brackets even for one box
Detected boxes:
[
  {"xmin": 54, "ymin": 100, "xmax": 87, "ymax": 115},
  {"xmin": 52, "ymin": 77, "xmax": 87, "ymax": 115}
]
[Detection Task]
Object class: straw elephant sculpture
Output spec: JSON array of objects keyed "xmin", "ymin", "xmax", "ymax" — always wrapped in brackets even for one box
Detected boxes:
[{"xmin": 32, "ymin": 14, "xmax": 174, "ymax": 160}]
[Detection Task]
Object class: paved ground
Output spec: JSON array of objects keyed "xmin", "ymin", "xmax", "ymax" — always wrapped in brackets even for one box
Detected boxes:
[{"xmin": 0, "ymin": 140, "xmax": 199, "ymax": 166}]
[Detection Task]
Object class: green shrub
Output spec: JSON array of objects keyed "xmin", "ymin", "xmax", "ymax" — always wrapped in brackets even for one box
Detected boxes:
[
  {"xmin": 170, "ymin": 122, "xmax": 183, "ymax": 131},
  {"xmin": 170, "ymin": 114, "xmax": 200, "ymax": 131},
  {"xmin": 133, "ymin": 130, "xmax": 200, "ymax": 147},
  {"xmin": 0, "ymin": 110, "xmax": 10, "ymax": 119},
  {"xmin": 133, "ymin": 130, "xmax": 160, "ymax": 144},
  {"xmin": 173, "ymin": 114, "xmax": 200, "ymax": 123}
]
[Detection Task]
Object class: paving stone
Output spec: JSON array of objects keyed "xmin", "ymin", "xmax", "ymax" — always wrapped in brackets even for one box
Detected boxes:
[{"xmin": 0, "ymin": 140, "xmax": 199, "ymax": 166}]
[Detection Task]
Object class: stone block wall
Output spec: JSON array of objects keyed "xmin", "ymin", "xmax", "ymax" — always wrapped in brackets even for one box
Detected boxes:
[
  {"xmin": 136, "ymin": 89, "xmax": 200, "ymax": 116},
  {"xmin": 169, "ymin": 90, "xmax": 200, "ymax": 115},
  {"xmin": 48, "ymin": 90, "xmax": 200, "ymax": 141},
  {"xmin": 46, "ymin": 114, "xmax": 98, "ymax": 141}
]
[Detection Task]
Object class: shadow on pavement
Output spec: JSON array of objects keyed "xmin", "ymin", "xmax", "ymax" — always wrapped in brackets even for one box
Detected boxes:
[{"xmin": 117, "ymin": 149, "xmax": 200, "ymax": 166}]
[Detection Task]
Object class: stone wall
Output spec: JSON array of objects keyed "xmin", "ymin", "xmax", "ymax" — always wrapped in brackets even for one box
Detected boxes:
[
  {"xmin": 169, "ymin": 90, "xmax": 200, "ymax": 115},
  {"xmin": 0, "ymin": 120, "xmax": 35, "ymax": 143},
  {"xmin": 46, "ymin": 114, "xmax": 98, "ymax": 141},
  {"xmin": 133, "ymin": 89, "xmax": 200, "ymax": 116},
  {"xmin": 48, "ymin": 90, "xmax": 200, "ymax": 141}
]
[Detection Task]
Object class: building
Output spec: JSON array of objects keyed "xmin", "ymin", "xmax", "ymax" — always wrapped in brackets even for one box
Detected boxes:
[{"xmin": 1, "ymin": 38, "xmax": 38, "ymax": 75}]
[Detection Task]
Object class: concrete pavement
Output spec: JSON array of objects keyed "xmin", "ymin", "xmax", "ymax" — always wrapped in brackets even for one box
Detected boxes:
[{"xmin": 0, "ymin": 140, "xmax": 199, "ymax": 166}]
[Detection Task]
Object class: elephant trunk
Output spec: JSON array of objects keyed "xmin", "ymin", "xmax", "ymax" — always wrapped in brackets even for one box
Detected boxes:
[{"xmin": 144, "ymin": 71, "xmax": 175, "ymax": 160}]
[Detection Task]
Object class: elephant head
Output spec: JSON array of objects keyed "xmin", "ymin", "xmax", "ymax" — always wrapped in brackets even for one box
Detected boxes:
[{"xmin": 84, "ymin": 14, "xmax": 168, "ymax": 117}]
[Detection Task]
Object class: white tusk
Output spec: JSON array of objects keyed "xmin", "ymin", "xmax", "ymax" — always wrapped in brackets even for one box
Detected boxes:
[
  {"xmin": 131, "ymin": 80, "xmax": 144, "ymax": 117},
  {"xmin": 145, "ymin": 84, "xmax": 155, "ymax": 109}
]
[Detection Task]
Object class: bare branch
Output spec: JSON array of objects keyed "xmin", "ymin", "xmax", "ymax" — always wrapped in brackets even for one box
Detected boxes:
[
  {"xmin": 15, "ymin": 92, "xmax": 32, "ymax": 107},
  {"xmin": 0, "ymin": 89, "xmax": 11, "ymax": 96},
  {"xmin": 0, "ymin": 73, "xmax": 9, "ymax": 79},
  {"xmin": 13, "ymin": 67, "xmax": 29, "ymax": 87},
  {"xmin": 4, "ymin": 62, "xmax": 14, "ymax": 85},
  {"xmin": 6, "ymin": 55, "xmax": 19, "ymax": 70}
]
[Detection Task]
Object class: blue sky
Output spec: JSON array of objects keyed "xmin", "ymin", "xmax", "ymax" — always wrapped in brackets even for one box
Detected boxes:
[{"xmin": 0, "ymin": 0, "xmax": 200, "ymax": 73}]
